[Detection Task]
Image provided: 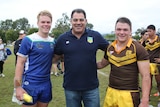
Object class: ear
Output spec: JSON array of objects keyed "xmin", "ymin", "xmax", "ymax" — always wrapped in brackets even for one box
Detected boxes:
[{"xmin": 86, "ymin": 19, "xmax": 88, "ymax": 22}]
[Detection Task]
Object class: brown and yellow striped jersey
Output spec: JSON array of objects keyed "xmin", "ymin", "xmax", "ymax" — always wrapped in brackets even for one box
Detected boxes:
[{"xmin": 104, "ymin": 38, "xmax": 149, "ymax": 90}]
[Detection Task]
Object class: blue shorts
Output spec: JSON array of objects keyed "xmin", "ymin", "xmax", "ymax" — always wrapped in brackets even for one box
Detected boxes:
[{"xmin": 22, "ymin": 80, "xmax": 52, "ymax": 105}]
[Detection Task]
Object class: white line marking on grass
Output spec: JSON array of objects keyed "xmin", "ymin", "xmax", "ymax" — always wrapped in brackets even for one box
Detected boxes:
[{"xmin": 98, "ymin": 70, "xmax": 108, "ymax": 77}]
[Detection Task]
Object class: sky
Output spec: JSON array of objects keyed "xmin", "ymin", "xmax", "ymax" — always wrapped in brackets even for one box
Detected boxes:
[{"xmin": 0, "ymin": 0, "xmax": 160, "ymax": 34}]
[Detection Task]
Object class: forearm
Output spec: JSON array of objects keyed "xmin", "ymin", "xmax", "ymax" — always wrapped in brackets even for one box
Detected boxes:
[
  {"xmin": 14, "ymin": 77, "xmax": 22, "ymax": 88},
  {"xmin": 14, "ymin": 61, "xmax": 24, "ymax": 88},
  {"xmin": 154, "ymin": 58, "xmax": 160, "ymax": 63},
  {"xmin": 53, "ymin": 54, "xmax": 62, "ymax": 63},
  {"xmin": 97, "ymin": 58, "xmax": 109, "ymax": 69},
  {"xmin": 97, "ymin": 61, "xmax": 105, "ymax": 69},
  {"xmin": 141, "ymin": 75, "xmax": 151, "ymax": 103},
  {"xmin": 14, "ymin": 70, "xmax": 23, "ymax": 88}
]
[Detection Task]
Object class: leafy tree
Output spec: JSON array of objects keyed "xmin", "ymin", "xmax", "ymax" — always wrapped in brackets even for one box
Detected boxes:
[
  {"xmin": 105, "ymin": 34, "xmax": 115, "ymax": 42},
  {"xmin": 132, "ymin": 35, "xmax": 140, "ymax": 40},
  {"xmin": 12, "ymin": 18, "xmax": 30, "ymax": 31},
  {"xmin": 5, "ymin": 29, "xmax": 18, "ymax": 43},
  {"xmin": 86, "ymin": 23, "xmax": 93, "ymax": 29},
  {"xmin": 135, "ymin": 27, "xmax": 145, "ymax": 36},
  {"xmin": 27, "ymin": 28, "xmax": 38, "ymax": 35},
  {"xmin": 51, "ymin": 13, "xmax": 70, "ymax": 39},
  {"xmin": 0, "ymin": 19, "xmax": 13, "ymax": 31},
  {"xmin": 0, "ymin": 30, "xmax": 6, "ymax": 43}
]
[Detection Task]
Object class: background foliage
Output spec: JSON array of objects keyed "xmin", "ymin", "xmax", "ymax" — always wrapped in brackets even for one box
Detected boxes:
[{"xmin": 0, "ymin": 13, "xmax": 94, "ymax": 43}]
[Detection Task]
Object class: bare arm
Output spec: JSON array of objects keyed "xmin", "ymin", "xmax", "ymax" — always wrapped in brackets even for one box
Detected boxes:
[
  {"xmin": 14, "ymin": 56, "xmax": 27, "ymax": 100},
  {"xmin": 52, "ymin": 54, "xmax": 63, "ymax": 63},
  {"xmin": 97, "ymin": 58, "xmax": 109, "ymax": 69},
  {"xmin": 137, "ymin": 60, "xmax": 151, "ymax": 107},
  {"xmin": 154, "ymin": 58, "xmax": 160, "ymax": 63}
]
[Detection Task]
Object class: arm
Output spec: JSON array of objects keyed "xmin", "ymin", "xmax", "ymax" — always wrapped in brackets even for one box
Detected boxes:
[
  {"xmin": 13, "ymin": 41, "xmax": 19, "ymax": 55},
  {"xmin": 154, "ymin": 58, "xmax": 160, "ymax": 63},
  {"xmin": 97, "ymin": 58, "xmax": 109, "ymax": 69},
  {"xmin": 14, "ymin": 55, "xmax": 27, "ymax": 100},
  {"xmin": 52, "ymin": 54, "xmax": 63, "ymax": 63},
  {"xmin": 137, "ymin": 60, "xmax": 151, "ymax": 107},
  {"xmin": 0, "ymin": 44, "xmax": 4, "ymax": 51}
]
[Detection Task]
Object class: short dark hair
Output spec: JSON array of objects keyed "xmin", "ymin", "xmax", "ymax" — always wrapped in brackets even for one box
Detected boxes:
[
  {"xmin": 71, "ymin": 8, "xmax": 86, "ymax": 18},
  {"xmin": 140, "ymin": 30, "xmax": 147, "ymax": 35},
  {"xmin": 147, "ymin": 24, "xmax": 156, "ymax": 30},
  {"xmin": 115, "ymin": 17, "xmax": 132, "ymax": 30}
]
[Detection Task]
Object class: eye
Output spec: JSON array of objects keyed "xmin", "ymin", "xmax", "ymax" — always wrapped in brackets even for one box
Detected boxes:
[
  {"xmin": 72, "ymin": 18, "xmax": 85, "ymax": 22},
  {"xmin": 72, "ymin": 19, "xmax": 78, "ymax": 22},
  {"xmin": 79, "ymin": 18, "xmax": 85, "ymax": 21}
]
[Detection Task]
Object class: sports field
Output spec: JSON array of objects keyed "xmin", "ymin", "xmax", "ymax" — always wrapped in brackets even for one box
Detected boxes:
[{"xmin": 0, "ymin": 47, "xmax": 158, "ymax": 107}]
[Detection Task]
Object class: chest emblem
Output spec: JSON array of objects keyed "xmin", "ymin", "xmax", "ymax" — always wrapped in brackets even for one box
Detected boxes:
[
  {"xmin": 87, "ymin": 37, "xmax": 93, "ymax": 43},
  {"xmin": 126, "ymin": 50, "xmax": 132, "ymax": 56}
]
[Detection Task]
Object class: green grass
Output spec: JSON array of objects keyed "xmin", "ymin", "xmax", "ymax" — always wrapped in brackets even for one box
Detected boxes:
[{"xmin": 0, "ymin": 48, "xmax": 158, "ymax": 107}]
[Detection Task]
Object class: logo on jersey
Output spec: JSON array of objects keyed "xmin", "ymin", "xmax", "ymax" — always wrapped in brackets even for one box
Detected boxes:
[
  {"xmin": 66, "ymin": 40, "xmax": 69, "ymax": 45},
  {"xmin": 126, "ymin": 50, "xmax": 132, "ymax": 55},
  {"xmin": 50, "ymin": 43, "xmax": 54, "ymax": 49},
  {"xmin": 109, "ymin": 51, "xmax": 114, "ymax": 55},
  {"xmin": 24, "ymin": 81, "xmax": 29, "ymax": 85},
  {"xmin": 87, "ymin": 37, "xmax": 93, "ymax": 43},
  {"xmin": 36, "ymin": 43, "xmax": 43, "ymax": 49}
]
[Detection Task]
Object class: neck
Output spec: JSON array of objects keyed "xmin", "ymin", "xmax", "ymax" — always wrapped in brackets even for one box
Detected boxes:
[
  {"xmin": 72, "ymin": 30, "xmax": 84, "ymax": 39},
  {"xmin": 117, "ymin": 38, "xmax": 130, "ymax": 47},
  {"xmin": 37, "ymin": 32, "xmax": 48, "ymax": 38}
]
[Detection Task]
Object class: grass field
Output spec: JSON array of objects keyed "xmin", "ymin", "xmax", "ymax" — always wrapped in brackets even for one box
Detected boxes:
[{"xmin": 0, "ymin": 47, "xmax": 159, "ymax": 107}]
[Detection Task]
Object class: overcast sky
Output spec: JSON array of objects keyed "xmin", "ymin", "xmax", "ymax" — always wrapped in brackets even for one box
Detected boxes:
[{"xmin": 0, "ymin": 0, "xmax": 160, "ymax": 34}]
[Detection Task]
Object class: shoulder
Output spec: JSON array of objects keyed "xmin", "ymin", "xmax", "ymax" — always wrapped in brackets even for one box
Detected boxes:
[
  {"xmin": 132, "ymin": 40, "xmax": 149, "ymax": 59},
  {"xmin": 25, "ymin": 33, "xmax": 37, "ymax": 41},
  {"xmin": 14, "ymin": 39, "xmax": 22, "ymax": 44},
  {"xmin": 86, "ymin": 29, "xmax": 102, "ymax": 36},
  {"xmin": 47, "ymin": 36, "xmax": 55, "ymax": 42},
  {"xmin": 132, "ymin": 40, "xmax": 146, "ymax": 50},
  {"xmin": 56, "ymin": 31, "xmax": 70, "ymax": 41}
]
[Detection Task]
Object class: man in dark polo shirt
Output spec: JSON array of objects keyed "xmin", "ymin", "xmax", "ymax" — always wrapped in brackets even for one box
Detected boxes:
[
  {"xmin": 54, "ymin": 8, "xmax": 109, "ymax": 107},
  {"xmin": 13, "ymin": 30, "xmax": 26, "ymax": 65},
  {"xmin": 97, "ymin": 17, "xmax": 151, "ymax": 107}
]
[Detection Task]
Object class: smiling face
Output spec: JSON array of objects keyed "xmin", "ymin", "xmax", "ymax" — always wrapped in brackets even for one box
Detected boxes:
[
  {"xmin": 70, "ymin": 12, "xmax": 87, "ymax": 35},
  {"xmin": 37, "ymin": 15, "xmax": 52, "ymax": 35},
  {"xmin": 36, "ymin": 10, "xmax": 52, "ymax": 37},
  {"xmin": 115, "ymin": 22, "xmax": 131, "ymax": 43}
]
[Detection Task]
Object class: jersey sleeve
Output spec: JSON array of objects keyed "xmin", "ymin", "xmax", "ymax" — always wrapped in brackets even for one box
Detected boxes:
[
  {"xmin": 17, "ymin": 37, "xmax": 32, "ymax": 57},
  {"xmin": 135, "ymin": 41, "xmax": 149, "ymax": 61}
]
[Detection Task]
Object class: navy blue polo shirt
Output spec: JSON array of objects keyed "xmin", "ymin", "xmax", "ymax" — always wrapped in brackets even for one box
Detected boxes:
[{"xmin": 54, "ymin": 29, "xmax": 109, "ymax": 91}]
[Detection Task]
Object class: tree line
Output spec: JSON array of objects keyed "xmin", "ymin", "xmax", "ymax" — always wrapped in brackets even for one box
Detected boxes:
[
  {"xmin": 1, "ymin": 12, "xmax": 155, "ymax": 44},
  {"xmin": 0, "ymin": 13, "xmax": 94, "ymax": 44}
]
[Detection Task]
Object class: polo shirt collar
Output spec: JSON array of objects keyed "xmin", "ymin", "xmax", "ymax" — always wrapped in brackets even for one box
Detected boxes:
[{"xmin": 68, "ymin": 28, "xmax": 88, "ymax": 37}]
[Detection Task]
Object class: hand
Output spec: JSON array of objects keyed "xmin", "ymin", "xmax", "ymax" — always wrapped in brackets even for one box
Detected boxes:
[
  {"xmin": 15, "ymin": 87, "xmax": 26, "ymax": 101},
  {"xmin": 154, "ymin": 58, "xmax": 160, "ymax": 63},
  {"xmin": 138, "ymin": 102, "xmax": 149, "ymax": 107}
]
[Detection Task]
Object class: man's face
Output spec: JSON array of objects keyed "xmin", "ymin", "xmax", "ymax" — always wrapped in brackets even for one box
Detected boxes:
[
  {"xmin": 37, "ymin": 15, "xmax": 52, "ymax": 34},
  {"xmin": 147, "ymin": 29, "xmax": 155, "ymax": 37},
  {"xmin": 142, "ymin": 32, "xmax": 149, "ymax": 40},
  {"xmin": 70, "ymin": 12, "xmax": 87, "ymax": 35},
  {"xmin": 115, "ymin": 22, "xmax": 131, "ymax": 43}
]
